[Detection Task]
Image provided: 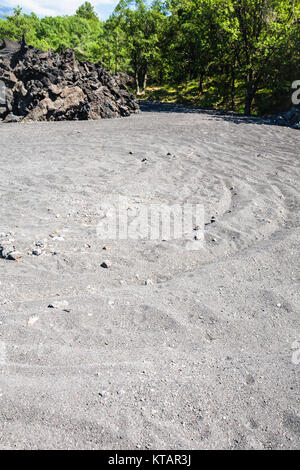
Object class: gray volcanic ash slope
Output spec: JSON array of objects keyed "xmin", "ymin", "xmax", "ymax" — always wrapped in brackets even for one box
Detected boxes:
[
  {"xmin": 0, "ymin": 37, "xmax": 139, "ymax": 122},
  {"xmin": 0, "ymin": 106, "xmax": 299, "ymax": 449}
]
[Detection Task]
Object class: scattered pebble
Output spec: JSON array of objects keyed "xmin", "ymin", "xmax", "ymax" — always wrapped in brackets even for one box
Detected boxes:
[
  {"xmin": 101, "ymin": 260, "xmax": 112, "ymax": 269},
  {"xmin": 6, "ymin": 250, "xmax": 22, "ymax": 261},
  {"xmin": 48, "ymin": 300, "xmax": 69, "ymax": 309},
  {"xmin": 103, "ymin": 245, "xmax": 110, "ymax": 251},
  {"xmin": 32, "ymin": 249, "xmax": 42, "ymax": 256},
  {"xmin": 145, "ymin": 279, "xmax": 153, "ymax": 286},
  {"xmin": 246, "ymin": 374, "xmax": 255, "ymax": 385},
  {"xmin": 28, "ymin": 316, "xmax": 39, "ymax": 326},
  {"xmin": 49, "ymin": 233, "xmax": 64, "ymax": 240},
  {"xmin": 0, "ymin": 243, "xmax": 14, "ymax": 258}
]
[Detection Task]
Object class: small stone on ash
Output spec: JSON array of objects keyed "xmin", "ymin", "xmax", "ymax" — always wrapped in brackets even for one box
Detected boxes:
[
  {"xmin": 48, "ymin": 300, "xmax": 69, "ymax": 309},
  {"xmin": 101, "ymin": 260, "xmax": 112, "ymax": 269},
  {"xmin": 7, "ymin": 251, "xmax": 22, "ymax": 261}
]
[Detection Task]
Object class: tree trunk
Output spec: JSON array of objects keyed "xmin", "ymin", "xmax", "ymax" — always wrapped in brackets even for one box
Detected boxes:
[
  {"xmin": 231, "ymin": 66, "xmax": 235, "ymax": 111},
  {"xmin": 244, "ymin": 86, "xmax": 255, "ymax": 116},
  {"xmin": 135, "ymin": 69, "xmax": 140, "ymax": 95},
  {"xmin": 244, "ymin": 72, "xmax": 255, "ymax": 116},
  {"xmin": 141, "ymin": 71, "xmax": 147, "ymax": 95}
]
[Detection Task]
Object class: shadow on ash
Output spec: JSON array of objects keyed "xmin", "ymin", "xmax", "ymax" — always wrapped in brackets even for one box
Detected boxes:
[{"xmin": 0, "ymin": 37, "xmax": 139, "ymax": 123}]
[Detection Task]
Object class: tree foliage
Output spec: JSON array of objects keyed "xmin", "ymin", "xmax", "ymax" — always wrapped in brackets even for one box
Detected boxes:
[{"xmin": 0, "ymin": 0, "xmax": 298, "ymax": 114}]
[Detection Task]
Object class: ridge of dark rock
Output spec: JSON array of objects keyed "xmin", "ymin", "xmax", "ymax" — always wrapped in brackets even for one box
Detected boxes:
[{"xmin": 0, "ymin": 38, "xmax": 139, "ymax": 122}]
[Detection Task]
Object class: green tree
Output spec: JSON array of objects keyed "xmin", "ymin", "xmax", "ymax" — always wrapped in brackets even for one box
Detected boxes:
[
  {"xmin": 113, "ymin": 0, "xmax": 166, "ymax": 94},
  {"xmin": 0, "ymin": 0, "xmax": 298, "ymax": 115},
  {"xmin": 228, "ymin": 0, "xmax": 299, "ymax": 114},
  {"xmin": 76, "ymin": 2, "xmax": 99, "ymax": 22}
]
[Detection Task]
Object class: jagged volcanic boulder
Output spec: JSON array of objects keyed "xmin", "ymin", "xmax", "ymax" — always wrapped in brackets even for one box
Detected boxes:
[
  {"xmin": 270, "ymin": 106, "xmax": 300, "ymax": 129},
  {"xmin": 0, "ymin": 37, "xmax": 139, "ymax": 122}
]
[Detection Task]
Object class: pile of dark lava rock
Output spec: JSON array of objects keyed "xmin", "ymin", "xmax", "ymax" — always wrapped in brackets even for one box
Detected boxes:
[
  {"xmin": 0, "ymin": 37, "xmax": 139, "ymax": 122},
  {"xmin": 270, "ymin": 106, "xmax": 300, "ymax": 129}
]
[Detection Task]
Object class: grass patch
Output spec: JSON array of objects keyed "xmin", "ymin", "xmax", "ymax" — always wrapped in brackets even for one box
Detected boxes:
[
  {"xmin": 131, "ymin": 80, "xmax": 265, "ymax": 116},
  {"xmin": 133, "ymin": 80, "xmax": 244, "ymax": 111}
]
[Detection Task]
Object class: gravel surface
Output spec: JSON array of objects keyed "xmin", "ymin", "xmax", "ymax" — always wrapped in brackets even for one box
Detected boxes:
[{"xmin": 0, "ymin": 104, "xmax": 299, "ymax": 449}]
